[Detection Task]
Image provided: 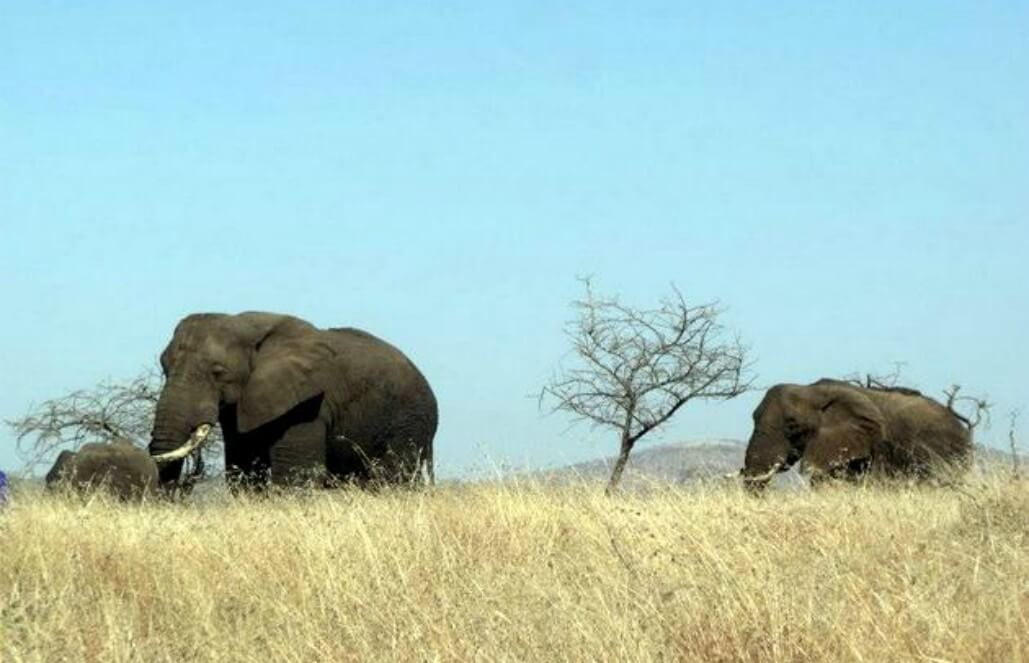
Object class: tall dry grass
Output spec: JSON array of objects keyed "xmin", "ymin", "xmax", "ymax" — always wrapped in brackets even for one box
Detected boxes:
[{"xmin": 1, "ymin": 475, "xmax": 1025, "ymax": 662}]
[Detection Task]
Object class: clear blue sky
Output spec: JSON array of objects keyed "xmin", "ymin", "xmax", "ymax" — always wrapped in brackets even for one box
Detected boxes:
[{"xmin": 2, "ymin": 2, "xmax": 1026, "ymax": 476}]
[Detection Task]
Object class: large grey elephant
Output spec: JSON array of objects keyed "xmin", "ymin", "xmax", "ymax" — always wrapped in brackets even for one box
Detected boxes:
[
  {"xmin": 46, "ymin": 439, "xmax": 160, "ymax": 500},
  {"xmin": 740, "ymin": 379, "xmax": 972, "ymax": 491},
  {"xmin": 148, "ymin": 312, "xmax": 438, "ymax": 490}
]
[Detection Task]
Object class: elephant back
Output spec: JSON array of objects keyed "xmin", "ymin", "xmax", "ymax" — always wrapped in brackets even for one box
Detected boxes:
[
  {"xmin": 868, "ymin": 388, "xmax": 972, "ymax": 473},
  {"xmin": 47, "ymin": 441, "xmax": 160, "ymax": 500}
]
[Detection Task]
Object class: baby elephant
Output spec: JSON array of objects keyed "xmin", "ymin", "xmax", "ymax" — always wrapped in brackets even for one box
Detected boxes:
[{"xmin": 45, "ymin": 439, "xmax": 160, "ymax": 501}]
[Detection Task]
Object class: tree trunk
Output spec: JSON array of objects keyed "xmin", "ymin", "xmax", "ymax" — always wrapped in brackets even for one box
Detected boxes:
[{"xmin": 606, "ymin": 436, "xmax": 634, "ymax": 495}]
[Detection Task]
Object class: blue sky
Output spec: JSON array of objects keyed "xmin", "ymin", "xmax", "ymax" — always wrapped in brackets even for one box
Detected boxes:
[{"xmin": 2, "ymin": 2, "xmax": 1026, "ymax": 476}]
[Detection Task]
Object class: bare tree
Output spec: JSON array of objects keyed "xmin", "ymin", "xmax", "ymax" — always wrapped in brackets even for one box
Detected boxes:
[
  {"xmin": 542, "ymin": 278, "xmax": 753, "ymax": 494},
  {"xmin": 1008, "ymin": 410, "xmax": 1021, "ymax": 481},
  {"xmin": 6, "ymin": 366, "xmax": 218, "ymax": 483}
]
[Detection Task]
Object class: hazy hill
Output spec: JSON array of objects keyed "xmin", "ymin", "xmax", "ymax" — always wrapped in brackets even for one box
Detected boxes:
[
  {"xmin": 532, "ymin": 439, "xmax": 802, "ymax": 491},
  {"xmin": 531, "ymin": 439, "xmax": 1021, "ymax": 491}
]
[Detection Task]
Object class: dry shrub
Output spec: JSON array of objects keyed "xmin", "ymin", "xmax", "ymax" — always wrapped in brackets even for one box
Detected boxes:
[{"xmin": 0, "ymin": 477, "xmax": 1025, "ymax": 662}]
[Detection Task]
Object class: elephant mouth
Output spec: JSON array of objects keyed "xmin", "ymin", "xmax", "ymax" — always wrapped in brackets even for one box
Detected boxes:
[
  {"xmin": 742, "ymin": 462, "xmax": 782, "ymax": 485},
  {"xmin": 151, "ymin": 424, "xmax": 213, "ymax": 464}
]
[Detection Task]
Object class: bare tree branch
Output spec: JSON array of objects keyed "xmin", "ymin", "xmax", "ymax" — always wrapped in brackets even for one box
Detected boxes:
[
  {"xmin": 542, "ymin": 277, "xmax": 753, "ymax": 494},
  {"xmin": 6, "ymin": 365, "xmax": 221, "ymax": 481},
  {"xmin": 842, "ymin": 362, "xmax": 909, "ymax": 391},
  {"xmin": 942, "ymin": 384, "xmax": 992, "ymax": 434}
]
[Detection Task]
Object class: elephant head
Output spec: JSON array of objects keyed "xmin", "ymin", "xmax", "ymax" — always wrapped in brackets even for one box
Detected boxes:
[
  {"xmin": 45, "ymin": 439, "xmax": 160, "ymax": 500},
  {"xmin": 148, "ymin": 312, "xmax": 336, "ymax": 486},
  {"xmin": 741, "ymin": 380, "xmax": 886, "ymax": 492}
]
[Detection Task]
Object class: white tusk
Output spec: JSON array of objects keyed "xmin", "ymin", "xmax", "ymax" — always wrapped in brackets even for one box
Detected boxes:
[
  {"xmin": 742, "ymin": 462, "xmax": 782, "ymax": 484},
  {"xmin": 152, "ymin": 424, "xmax": 212, "ymax": 463}
]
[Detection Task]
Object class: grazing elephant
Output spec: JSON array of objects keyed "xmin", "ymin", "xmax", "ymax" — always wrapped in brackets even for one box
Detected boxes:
[
  {"xmin": 45, "ymin": 439, "xmax": 160, "ymax": 500},
  {"xmin": 148, "ymin": 312, "xmax": 438, "ymax": 490},
  {"xmin": 740, "ymin": 379, "xmax": 971, "ymax": 491}
]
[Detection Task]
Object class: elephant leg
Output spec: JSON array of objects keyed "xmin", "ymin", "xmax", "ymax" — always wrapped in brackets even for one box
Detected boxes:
[
  {"xmin": 325, "ymin": 430, "xmax": 375, "ymax": 487},
  {"xmin": 225, "ymin": 442, "xmax": 270, "ymax": 494},
  {"xmin": 371, "ymin": 433, "xmax": 430, "ymax": 486},
  {"xmin": 364, "ymin": 409, "xmax": 435, "ymax": 486},
  {"xmin": 269, "ymin": 420, "xmax": 328, "ymax": 487}
]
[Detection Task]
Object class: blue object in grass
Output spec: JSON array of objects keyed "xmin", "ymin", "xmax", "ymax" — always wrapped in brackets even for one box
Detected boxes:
[{"xmin": 0, "ymin": 469, "xmax": 8, "ymax": 507}]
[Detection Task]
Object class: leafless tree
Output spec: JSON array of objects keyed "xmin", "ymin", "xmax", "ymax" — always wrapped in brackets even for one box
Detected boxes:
[
  {"xmin": 542, "ymin": 278, "xmax": 753, "ymax": 494},
  {"xmin": 1008, "ymin": 410, "xmax": 1021, "ymax": 480},
  {"xmin": 6, "ymin": 366, "xmax": 218, "ymax": 483}
]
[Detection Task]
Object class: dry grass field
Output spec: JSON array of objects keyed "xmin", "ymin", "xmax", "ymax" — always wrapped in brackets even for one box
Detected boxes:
[{"xmin": 1, "ymin": 475, "xmax": 1026, "ymax": 662}]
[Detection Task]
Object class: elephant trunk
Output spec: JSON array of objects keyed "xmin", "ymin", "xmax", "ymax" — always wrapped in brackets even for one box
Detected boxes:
[
  {"xmin": 149, "ymin": 380, "xmax": 219, "ymax": 485},
  {"xmin": 740, "ymin": 428, "xmax": 791, "ymax": 493}
]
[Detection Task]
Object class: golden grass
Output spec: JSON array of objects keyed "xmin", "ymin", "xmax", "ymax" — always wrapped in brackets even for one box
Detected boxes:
[{"xmin": 1, "ymin": 476, "xmax": 1026, "ymax": 662}]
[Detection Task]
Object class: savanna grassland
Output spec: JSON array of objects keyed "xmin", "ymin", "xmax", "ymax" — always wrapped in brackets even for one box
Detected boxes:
[{"xmin": 1, "ymin": 476, "xmax": 1026, "ymax": 662}]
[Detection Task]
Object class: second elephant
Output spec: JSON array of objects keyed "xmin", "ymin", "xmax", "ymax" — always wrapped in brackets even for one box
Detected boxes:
[
  {"xmin": 740, "ymin": 378, "xmax": 972, "ymax": 491},
  {"xmin": 46, "ymin": 439, "xmax": 160, "ymax": 500}
]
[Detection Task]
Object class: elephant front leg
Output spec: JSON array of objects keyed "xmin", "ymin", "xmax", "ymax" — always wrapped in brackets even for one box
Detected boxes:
[
  {"xmin": 224, "ymin": 442, "xmax": 270, "ymax": 494},
  {"xmin": 269, "ymin": 420, "xmax": 328, "ymax": 487}
]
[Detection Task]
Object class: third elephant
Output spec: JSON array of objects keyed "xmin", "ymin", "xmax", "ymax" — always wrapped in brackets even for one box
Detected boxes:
[{"xmin": 740, "ymin": 378, "xmax": 971, "ymax": 490}]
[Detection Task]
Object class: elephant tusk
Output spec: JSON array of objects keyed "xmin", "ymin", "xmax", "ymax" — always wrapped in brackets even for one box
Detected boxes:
[
  {"xmin": 151, "ymin": 424, "xmax": 212, "ymax": 463},
  {"xmin": 741, "ymin": 462, "xmax": 782, "ymax": 485}
]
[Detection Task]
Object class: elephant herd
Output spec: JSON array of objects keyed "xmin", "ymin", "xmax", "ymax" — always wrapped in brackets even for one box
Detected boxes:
[{"xmin": 44, "ymin": 311, "xmax": 974, "ymax": 500}]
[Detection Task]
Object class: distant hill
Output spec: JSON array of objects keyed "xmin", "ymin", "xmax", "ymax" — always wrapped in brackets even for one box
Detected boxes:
[
  {"xmin": 534, "ymin": 439, "xmax": 740, "ymax": 484},
  {"xmin": 531, "ymin": 439, "xmax": 1022, "ymax": 490},
  {"xmin": 532, "ymin": 439, "xmax": 803, "ymax": 490}
]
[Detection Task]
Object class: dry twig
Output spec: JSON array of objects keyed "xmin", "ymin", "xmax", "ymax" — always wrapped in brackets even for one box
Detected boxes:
[
  {"xmin": 1009, "ymin": 410, "xmax": 1021, "ymax": 480},
  {"xmin": 943, "ymin": 384, "xmax": 991, "ymax": 434}
]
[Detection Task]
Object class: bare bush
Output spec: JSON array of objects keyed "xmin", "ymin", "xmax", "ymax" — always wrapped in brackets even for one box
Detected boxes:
[
  {"xmin": 542, "ymin": 278, "xmax": 752, "ymax": 494},
  {"xmin": 843, "ymin": 362, "xmax": 912, "ymax": 391},
  {"xmin": 6, "ymin": 366, "xmax": 219, "ymax": 482},
  {"xmin": 943, "ymin": 384, "xmax": 992, "ymax": 434}
]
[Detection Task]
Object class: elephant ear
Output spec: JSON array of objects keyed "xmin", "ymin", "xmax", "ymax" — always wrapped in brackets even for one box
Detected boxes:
[
  {"xmin": 236, "ymin": 322, "xmax": 337, "ymax": 434},
  {"xmin": 804, "ymin": 386, "xmax": 886, "ymax": 472}
]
